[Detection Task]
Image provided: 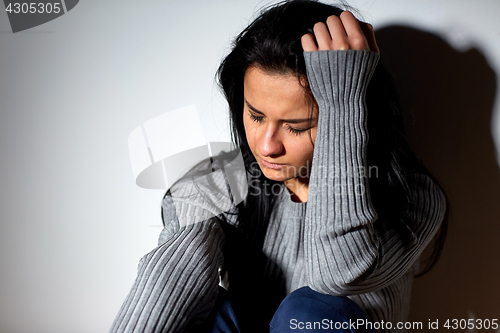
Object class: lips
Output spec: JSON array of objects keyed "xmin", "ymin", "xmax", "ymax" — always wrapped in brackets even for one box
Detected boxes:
[{"xmin": 260, "ymin": 157, "xmax": 286, "ymax": 170}]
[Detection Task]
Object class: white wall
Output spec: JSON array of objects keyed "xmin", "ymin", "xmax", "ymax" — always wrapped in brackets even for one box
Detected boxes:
[{"xmin": 0, "ymin": 1, "xmax": 498, "ymax": 332}]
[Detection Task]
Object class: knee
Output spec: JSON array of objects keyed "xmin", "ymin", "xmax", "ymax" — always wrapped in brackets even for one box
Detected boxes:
[{"xmin": 270, "ymin": 287, "xmax": 373, "ymax": 332}]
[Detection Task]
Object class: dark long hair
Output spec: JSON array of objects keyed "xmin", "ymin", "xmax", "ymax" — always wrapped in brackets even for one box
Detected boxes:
[{"xmin": 216, "ymin": 0, "xmax": 448, "ymax": 275}]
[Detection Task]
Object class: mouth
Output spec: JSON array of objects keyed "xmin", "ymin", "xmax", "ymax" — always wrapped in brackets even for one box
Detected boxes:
[{"xmin": 260, "ymin": 157, "xmax": 286, "ymax": 170}]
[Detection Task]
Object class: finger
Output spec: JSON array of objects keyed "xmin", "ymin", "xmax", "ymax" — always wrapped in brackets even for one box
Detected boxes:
[
  {"xmin": 313, "ymin": 22, "xmax": 333, "ymax": 51},
  {"xmin": 339, "ymin": 11, "xmax": 369, "ymax": 51},
  {"xmin": 301, "ymin": 33, "xmax": 318, "ymax": 52},
  {"xmin": 324, "ymin": 15, "xmax": 349, "ymax": 50},
  {"xmin": 359, "ymin": 22, "xmax": 380, "ymax": 54}
]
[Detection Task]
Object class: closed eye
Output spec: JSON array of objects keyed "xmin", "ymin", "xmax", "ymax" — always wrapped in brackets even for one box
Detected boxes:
[
  {"xmin": 287, "ymin": 125, "xmax": 307, "ymax": 136},
  {"xmin": 249, "ymin": 113, "xmax": 263, "ymax": 123}
]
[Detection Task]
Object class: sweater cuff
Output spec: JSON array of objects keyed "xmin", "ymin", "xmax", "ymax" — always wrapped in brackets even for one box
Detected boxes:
[{"xmin": 303, "ymin": 50, "xmax": 379, "ymax": 111}]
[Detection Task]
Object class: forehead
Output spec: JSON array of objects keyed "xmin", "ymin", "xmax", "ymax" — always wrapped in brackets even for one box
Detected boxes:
[{"xmin": 243, "ymin": 66, "xmax": 313, "ymax": 119}]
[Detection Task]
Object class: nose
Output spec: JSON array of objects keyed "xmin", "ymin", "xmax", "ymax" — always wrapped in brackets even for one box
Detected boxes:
[{"xmin": 257, "ymin": 124, "xmax": 284, "ymax": 157}]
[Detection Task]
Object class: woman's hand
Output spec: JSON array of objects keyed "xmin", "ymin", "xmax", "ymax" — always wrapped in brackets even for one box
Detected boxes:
[{"xmin": 301, "ymin": 11, "xmax": 379, "ymax": 54}]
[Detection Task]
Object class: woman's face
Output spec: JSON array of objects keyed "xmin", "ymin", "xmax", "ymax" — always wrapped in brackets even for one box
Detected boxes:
[{"xmin": 243, "ymin": 66, "xmax": 318, "ymax": 186}]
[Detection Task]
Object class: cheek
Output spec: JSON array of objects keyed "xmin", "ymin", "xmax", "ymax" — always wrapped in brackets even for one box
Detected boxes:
[
  {"xmin": 242, "ymin": 115, "xmax": 255, "ymax": 149},
  {"xmin": 309, "ymin": 129, "xmax": 317, "ymax": 157},
  {"xmin": 308, "ymin": 128, "xmax": 317, "ymax": 157},
  {"xmin": 285, "ymin": 140, "xmax": 306, "ymax": 163},
  {"xmin": 311, "ymin": 127, "xmax": 317, "ymax": 145},
  {"xmin": 293, "ymin": 131, "xmax": 316, "ymax": 165}
]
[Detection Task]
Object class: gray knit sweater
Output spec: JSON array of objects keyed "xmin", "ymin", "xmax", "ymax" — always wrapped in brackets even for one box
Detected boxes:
[{"xmin": 110, "ymin": 50, "xmax": 446, "ymax": 333}]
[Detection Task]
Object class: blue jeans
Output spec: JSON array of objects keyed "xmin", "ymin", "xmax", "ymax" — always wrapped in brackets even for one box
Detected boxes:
[{"xmin": 204, "ymin": 286, "xmax": 377, "ymax": 333}]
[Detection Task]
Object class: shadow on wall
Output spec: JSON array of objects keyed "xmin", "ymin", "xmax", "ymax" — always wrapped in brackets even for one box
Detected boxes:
[{"xmin": 376, "ymin": 26, "xmax": 499, "ymax": 324}]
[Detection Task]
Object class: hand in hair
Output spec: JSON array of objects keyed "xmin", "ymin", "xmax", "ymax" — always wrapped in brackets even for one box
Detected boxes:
[{"xmin": 301, "ymin": 11, "xmax": 379, "ymax": 54}]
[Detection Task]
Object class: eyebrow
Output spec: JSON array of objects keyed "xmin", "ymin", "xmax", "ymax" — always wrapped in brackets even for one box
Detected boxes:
[{"xmin": 244, "ymin": 98, "xmax": 315, "ymax": 124}]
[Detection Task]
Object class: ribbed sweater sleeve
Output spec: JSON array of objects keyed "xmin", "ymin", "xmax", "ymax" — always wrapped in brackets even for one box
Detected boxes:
[
  {"xmin": 303, "ymin": 50, "xmax": 446, "ymax": 295},
  {"xmin": 109, "ymin": 172, "xmax": 228, "ymax": 332},
  {"xmin": 109, "ymin": 220, "xmax": 223, "ymax": 333}
]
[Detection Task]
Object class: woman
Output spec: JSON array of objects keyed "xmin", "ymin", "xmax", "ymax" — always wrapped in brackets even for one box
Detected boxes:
[{"xmin": 110, "ymin": 1, "xmax": 447, "ymax": 332}]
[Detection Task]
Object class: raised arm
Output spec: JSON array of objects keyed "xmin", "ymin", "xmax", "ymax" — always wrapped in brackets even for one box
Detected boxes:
[{"xmin": 302, "ymin": 12, "xmax": 446, "ymax": 294}]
